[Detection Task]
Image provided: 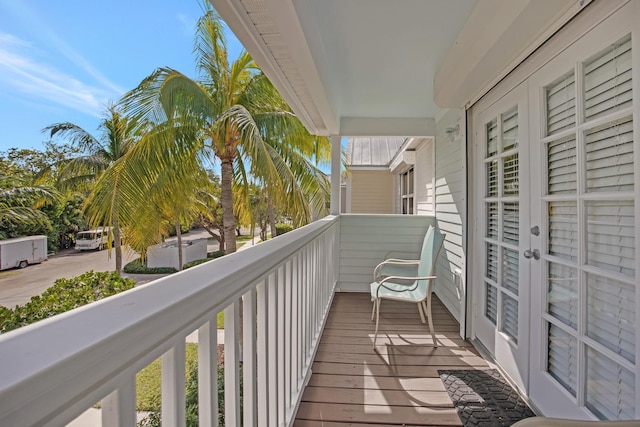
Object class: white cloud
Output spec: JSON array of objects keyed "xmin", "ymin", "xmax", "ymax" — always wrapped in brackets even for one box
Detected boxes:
[
  {"xmin": 177, "ymin": 13, "xmax": 197, "ymax": 37},
  {"xmin": 0, "ymin": 32, "xmax": 117, "ymax": 117}
]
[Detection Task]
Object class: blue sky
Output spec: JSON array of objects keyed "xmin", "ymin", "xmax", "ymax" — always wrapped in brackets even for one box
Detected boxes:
[{"xmin": 0, "ymin": 0, "xmax": 244, "ymax": 152}]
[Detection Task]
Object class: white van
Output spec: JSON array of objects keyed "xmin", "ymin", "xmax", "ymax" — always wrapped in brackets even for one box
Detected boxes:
[{"xmin": 75, "ymin": 228, "xmax": 114, "ymax": 251}]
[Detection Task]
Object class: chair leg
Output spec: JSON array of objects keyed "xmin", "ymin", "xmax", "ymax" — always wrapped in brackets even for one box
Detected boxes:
[
  {"xmin": 371, "ymin": 298, "xmax": 376, "ymax": 322},
  {"xmin": 373, "ymin": 299, "xmax": 381, "ymax": 348},
  {"xmin": 417, "ymin": 302, "xmax": 426, "ymax": 324},
  {"xmin": 424, "ymin": 298, "xmax": 438, "ymax": 348}
]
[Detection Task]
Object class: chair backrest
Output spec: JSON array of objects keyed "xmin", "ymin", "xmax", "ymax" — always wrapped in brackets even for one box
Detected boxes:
[{"xmin": 416, "ymin": 225, "xmax": 446, "ymax": 295}]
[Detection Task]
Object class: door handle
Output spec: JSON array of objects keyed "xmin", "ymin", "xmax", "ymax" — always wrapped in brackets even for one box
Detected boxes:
[{"xmin": 523, "ymin": 249, "xmax": 540, "ymax": 260}]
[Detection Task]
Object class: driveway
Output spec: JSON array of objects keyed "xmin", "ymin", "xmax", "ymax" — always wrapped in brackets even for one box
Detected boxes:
[
  {"xmin": 0, "ymin": 228, "xmax": 245, "ymax": 308},
  {"xmin": 0, "ymin": 248, "xmax": 138, "ymax": 308}
]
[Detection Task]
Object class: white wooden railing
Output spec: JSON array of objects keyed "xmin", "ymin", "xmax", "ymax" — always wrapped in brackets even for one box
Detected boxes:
[{"xmin": 0, "ymin": 216, "xmax": 339, "ymax": 427}]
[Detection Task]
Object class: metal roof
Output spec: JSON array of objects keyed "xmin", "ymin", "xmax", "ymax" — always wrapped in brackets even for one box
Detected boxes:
[{"xmin": 346, "ymin": 137, "xmax": 405, "ymax": 167}]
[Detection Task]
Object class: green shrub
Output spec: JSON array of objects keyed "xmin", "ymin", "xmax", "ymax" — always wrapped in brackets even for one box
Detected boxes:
[
  {"xmin": 0, "ymin": 271, "xmax": 135, "ymax": 333},
  {"xmin": 207, "ymin": 250, "xmax": 225, "ymax": 259},
  {"xmin": 183, "ymin": 250, "xmax": 226, "ymax": 270},
  {"xmin": 275, "ymin": 223, "xmax": 294, "ymax": 236},
  {"xmin": 123, "ymin": 258, "xmax": 177, "ymax": 274},
  {"xmin": 183, "ymin": 258, "xmax": 212, "ymax": 269}
]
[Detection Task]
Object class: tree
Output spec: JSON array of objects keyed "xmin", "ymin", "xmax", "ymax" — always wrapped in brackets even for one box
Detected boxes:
[
  {"xmin": 121, "ymin": 7, "xmax": 330, "ymax": 255},
  {"xmin": 0, "ymin": 175, "xmax": 59, "ymax": 240},
  {"xmin": 44, "ymin": 103, "xmax": 138, "ymax": 273}
]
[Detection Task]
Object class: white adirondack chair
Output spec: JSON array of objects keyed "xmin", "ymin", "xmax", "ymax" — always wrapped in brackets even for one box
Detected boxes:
[{"xmin": 370, "ymin": 225, "xmax": 445, "ymax": 348}]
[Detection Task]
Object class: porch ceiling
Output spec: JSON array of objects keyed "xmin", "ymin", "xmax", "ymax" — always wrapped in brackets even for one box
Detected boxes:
[{"xmin": 211, "ymin": 0, "xmax": 578, "ymax": 137}]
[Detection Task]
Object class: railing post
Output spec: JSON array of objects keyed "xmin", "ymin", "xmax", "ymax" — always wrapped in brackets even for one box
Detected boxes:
[
  {"xmin": 162, "ymin": 342, "xmax": 186, "ymax": 427},
  {"xmin": 198, "ymin": 317, "xmax": 218, "ymax": 427},
  {"xmin": 102, "ymin": 376, "xmax": 136, "ymax": 427},
  {"xmin": 330, "ymin": 135, "xmax": 342, "ymax": 215}
]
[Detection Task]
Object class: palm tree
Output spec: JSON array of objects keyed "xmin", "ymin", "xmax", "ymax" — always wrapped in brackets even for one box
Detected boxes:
[
  {"xmin": 43, "ymin": 103, "xmax": 138, "ymax": 273},
  {"xmin": 121, "ymin": 7, "xmax": 330, "ymax": 254},
  {"xmin": 0, "ymin": 175, "xmax": 59, "ymax": 239}
]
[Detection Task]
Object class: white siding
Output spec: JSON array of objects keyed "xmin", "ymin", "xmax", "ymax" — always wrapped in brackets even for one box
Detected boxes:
[
  {"xmin": 350, "ymin": 170, "xmax": 394, "ymax": 214},
  {"xmin": 338, "ymin": 214, "xmax": 436, "ymax": 292},
  {"xmin": 416, "ymin": 138, "xmax": 435, "ymax": 215},
  {"xmin": 434, "ymin": 109, "xmax": 466, "ymax": 322}
]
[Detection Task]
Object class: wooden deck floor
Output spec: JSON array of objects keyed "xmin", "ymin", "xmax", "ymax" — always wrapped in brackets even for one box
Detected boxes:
[{"xmin": 293, "ymin": 292, "xmax": 491, "ymax": 426}]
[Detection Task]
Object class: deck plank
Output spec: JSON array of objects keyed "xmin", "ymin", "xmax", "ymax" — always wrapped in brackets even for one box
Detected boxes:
[{"xmin": 293, "ymin": 293, "xmax": 489, "ymax": 426}]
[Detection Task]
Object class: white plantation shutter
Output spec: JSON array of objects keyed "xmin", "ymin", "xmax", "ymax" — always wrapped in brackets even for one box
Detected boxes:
[
  {"xmin": 502, "ymin": 294, "xmax": 519, "ymax": 343},
  {"xmin": 486, "ymin": 284, "xmax": 498, "ymax": 325},
  {"xmin": 586, "ymin": 348, "xmax": 635, "ymax": 420},
  {"xmin": 502, "ymin": 107, "xmax": 519, "ymax": 150},
  {"xmin": 503, "ymin": 154, "xmax": 519, "ymax": 196},
  {"xmin": 586, "ymin": 200, "xmax": 635, "ymax": 277},
  {"xmin": 547, "ymin": 71, "xmax": 576, "ymax": 135},
  {"xmin": 585, "ymin": 118, "xmax": 634, "ymax": 193},
  {"xmin": 486, "ymin": 242, "xmax": 498, "ymax": 282},
  {"xmin": 487, "ymin": 118, "xmax": 498, "ymax": 157},
  {"xmin": 548, "ymin": 323, "xmax": 577, "ymax": 396},
  {"xmin": 539, "ymin": 33, "xmax": 636, "ymax": 419},
  {"xmin": 586, "ymin": 274, "xmax": 635, "ymax": 363},
  {"xmin": 548, "ymin": 137, "xmax": 577, "ymax": 194},
  {"xmin": 487, "ymin": 160, "xmax": 498, "ymax": 197},
  {"xmin": 502, "ymin": 248, "xmax": 519, "ymax": 295},
  {"xmin": 547, "ymin": 262, "xmax": 578, "ymax": 329},
  {"xmin": 502, "ymin": 202, "xmax": 519, "ymax": 245},
  {"xmin": 548, "ymin": 202, "xmax": 578, "ymax": 262},
  {"xmin": 487, "ymin": 203, "xmax": 498, "ymax": 239},
  {"xmin": 584, "ymin": 35, "xmax": 632, "ymax": 121}
]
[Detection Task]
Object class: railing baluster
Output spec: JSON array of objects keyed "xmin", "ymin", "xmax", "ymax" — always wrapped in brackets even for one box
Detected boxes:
[
  {"xmin": 102, "ymin": 375, "xmax": 136, "ymax": 427},
  {"xmin": 256, "ymin": 280, "xmax": 269, "ymax": 426},
  {"xmin": 162, "ymin": 342, "xmax": 186, "ymax": 427},
  {"xmin": 224, "ymin": 301, "xmax": 241, "ymax": 427},
  {"xmin": 267, "ymin": 272, "xmax": 278, "ymax": 426},
  {"xmin": 277, "ymin": 265, "xmax": 286, "ymax": 424},
  {"xmin": 198, "ymin": 317, "xmax": 218, "ymax": 427},
  {"xmin": 284, "ymin": 261, "xmax": 292, "ymax": 417},
  {"xmin": 291, "ymin": 255, "xmax": 299, "ymax": 397},
  {"xmin": 243, "ymin": 288, "xmax": 257, "ymax": 426}
]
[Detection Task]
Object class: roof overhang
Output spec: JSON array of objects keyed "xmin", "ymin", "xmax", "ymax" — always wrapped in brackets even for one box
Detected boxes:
[{"xmin": 211, "ymin": 0, "xmax": 587, "ymax": 136}]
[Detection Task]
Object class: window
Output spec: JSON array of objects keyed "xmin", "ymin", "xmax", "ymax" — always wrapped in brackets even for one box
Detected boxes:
[{"xmin": 400, "ymin": 168, "xmax": 414, "ymax": 214}]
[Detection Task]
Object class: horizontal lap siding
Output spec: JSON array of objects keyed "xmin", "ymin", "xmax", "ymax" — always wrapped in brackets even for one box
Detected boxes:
[
  {"xmin": 350, "ymin": 170, "xmax": 394, "ymax": 214},
  {"xmin": 435, "ymin": 109, "xmax": 466, "ymax": 322},
  {"xmin": 338, "ymin": 214, "xmax": 436, "ymax": 292}
]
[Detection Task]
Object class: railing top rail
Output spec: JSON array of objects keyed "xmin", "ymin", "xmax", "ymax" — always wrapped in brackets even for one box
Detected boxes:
[{"xmin": 0, "ymin": 215, "xmax": 339, "ymax": 425}]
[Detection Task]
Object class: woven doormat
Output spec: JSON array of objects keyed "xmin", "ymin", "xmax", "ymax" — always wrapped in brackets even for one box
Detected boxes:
[{"xmin": 439, "ymin": 369, "xmax": 535, "ymax": 427}]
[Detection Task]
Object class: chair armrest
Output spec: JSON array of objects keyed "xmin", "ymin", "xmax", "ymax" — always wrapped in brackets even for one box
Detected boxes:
[{"xmin": 373, "ymin": 259, "xmax": 420, "ymax": 280}]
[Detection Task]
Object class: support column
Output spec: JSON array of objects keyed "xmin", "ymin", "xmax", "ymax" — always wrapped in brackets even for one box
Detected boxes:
[{"xmin": 330, "ymin": 135, "xmax": 341, "ymax": 215}]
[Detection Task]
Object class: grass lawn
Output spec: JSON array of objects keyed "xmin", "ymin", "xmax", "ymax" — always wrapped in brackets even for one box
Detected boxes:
[{"xmin": 136, "ymin": 343, "xmax": 199, "ymax": 411}]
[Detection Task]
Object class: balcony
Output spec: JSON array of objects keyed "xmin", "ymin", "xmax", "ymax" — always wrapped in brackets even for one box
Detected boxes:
[{"xmin": 0, "ymin": 214, "xmax": 478, "ymax": 426}]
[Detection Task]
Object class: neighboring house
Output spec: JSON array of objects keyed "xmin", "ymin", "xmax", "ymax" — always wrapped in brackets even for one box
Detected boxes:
[
  {"xmin": 3, "ymin": 1, "xmax": 639, "ymax": 425},
  {"xmin": 344, "ymin": 137, "xmax": 436, "ymax": 216},
  {"xmin": 343, "ymin": 137, "xmax": 403, "ymax": 213}
]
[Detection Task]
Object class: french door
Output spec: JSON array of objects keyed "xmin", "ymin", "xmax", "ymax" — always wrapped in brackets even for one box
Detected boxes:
[
  {"xmin": 472, "ymin": 1, "xmax": 639, "ymax": 419},
  {"xmin": 473, "ymin": 82, "xmax": 531, "ymax": 394},
  {"xmin": 528, "ymin": 11, "xmax": 638, "ymax": 419}
]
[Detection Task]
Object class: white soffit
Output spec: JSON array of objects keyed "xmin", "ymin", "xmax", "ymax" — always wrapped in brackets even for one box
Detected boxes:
[
  {"xmin": 211, "ymin": 0, "xmax": 584, "ymax": 136},
  {"xmin": 211, "ymin": 0, "xmax": 476, "ymax": 136}
]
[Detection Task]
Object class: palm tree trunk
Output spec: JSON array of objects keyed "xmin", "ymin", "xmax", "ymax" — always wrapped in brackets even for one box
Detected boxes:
[
  {"xmin": 176, "ymin": 220, "xmax": 183, "ymax": 271},
  {"xmin": 268, "ymin": 198, "xmax": 277, "ymax": 239},
  {"xmin": 221, "ymin": 158, "xmax": 237, "ymax": 254},
  {"xmin": 113, "ymin": 219, "xmax": 123, "ymax": 275}
]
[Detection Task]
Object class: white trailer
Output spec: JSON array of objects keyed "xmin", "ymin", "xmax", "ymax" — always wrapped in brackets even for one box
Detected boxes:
[{"xmin": 0, "ymin": 235, "xmax": 48, "ymax": 270}]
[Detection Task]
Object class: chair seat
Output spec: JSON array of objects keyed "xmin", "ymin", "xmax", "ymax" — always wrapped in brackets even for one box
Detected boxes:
[{"xmin": 370, "ymin": 280, "xmax": 425, "ymax": 303}]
